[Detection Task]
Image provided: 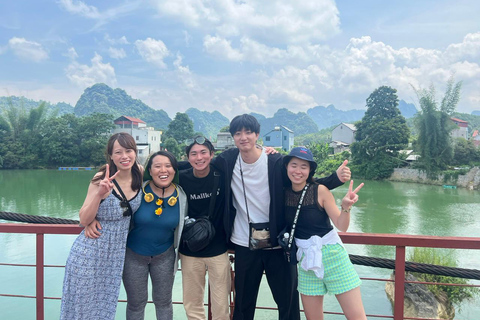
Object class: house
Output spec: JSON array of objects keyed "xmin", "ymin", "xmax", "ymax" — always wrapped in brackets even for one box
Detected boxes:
[
  {"xmin": 262, "ymin": 126, "xmax": 294, "ymax": 151},
  {"xmin": 331, "ymin": 123, "xmax": 356, "ymax": 154},
  {"xmin": 112, "ymin": 116, "xmax": 162, "ymax": 164},
  {"xmin": 450, "ymin": 117, "xmax": 468, "ymax": 140},
  {"xmin": 215, "ymin": 132, "xmax": 235, "ymax": 150},
  {"xmin": 473, "ymin": 130, "xmax": 480, "ymax": 148},
  {"xmin": 400, "ymin": 150, "xmax": 420, "ymax": 163}
]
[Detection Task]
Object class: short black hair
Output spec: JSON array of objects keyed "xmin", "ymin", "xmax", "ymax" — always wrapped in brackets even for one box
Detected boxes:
[
  {"xmin": 185, "ymin": 136, "xmax": 215, "ymax": 157},
  {"xmin": 229, "ymin": 114, "xmax": 260, "ymax": 136}
]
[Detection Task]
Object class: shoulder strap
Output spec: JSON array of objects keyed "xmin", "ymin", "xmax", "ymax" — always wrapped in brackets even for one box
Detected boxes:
[
  {"xmin": 207, "ymin": 171, "xmax": 220, "ymax": 219},
  {"xmin": 287, "ymin": 183, "xmax": 309, "ymax": 251},
  {"xmin": 112, "ymin": 179, "xmax": 133, "ymax": 216}
]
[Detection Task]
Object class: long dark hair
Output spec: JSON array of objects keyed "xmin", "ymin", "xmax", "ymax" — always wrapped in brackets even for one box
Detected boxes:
[{"xmin": 92, "ymin": 132, "xmax": 142, "ymax": 191}]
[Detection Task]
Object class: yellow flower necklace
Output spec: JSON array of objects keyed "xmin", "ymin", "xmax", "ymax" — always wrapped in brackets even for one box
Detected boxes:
[{"xmin": 142, "ymin": 182, "xmax": 179, "ymax": 216}]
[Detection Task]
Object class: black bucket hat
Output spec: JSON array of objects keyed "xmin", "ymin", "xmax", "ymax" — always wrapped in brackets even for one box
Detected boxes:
[{"xmin": 283, "ymin": 146, "xmax": 317, "ymax": 173}]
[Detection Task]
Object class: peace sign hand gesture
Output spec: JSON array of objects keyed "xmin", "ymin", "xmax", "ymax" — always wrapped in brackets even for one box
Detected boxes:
[
  {"xmin": 98, "ymin": 164, "xmax": 119, "ymax": 198},
  {"xmin": 341, "ymin": 180, "xmax": 364, "ymax": 212}
]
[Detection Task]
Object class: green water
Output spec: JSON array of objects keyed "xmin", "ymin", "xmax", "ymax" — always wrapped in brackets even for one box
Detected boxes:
[{"xmin": 0, "ymin": 170, "xmax": 479, "ymax": 319}]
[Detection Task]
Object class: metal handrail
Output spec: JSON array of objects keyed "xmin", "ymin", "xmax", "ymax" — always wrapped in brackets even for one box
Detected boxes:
[{"xmin": 1, "ymin": 223, "xmax": 479, "ymax": 320}]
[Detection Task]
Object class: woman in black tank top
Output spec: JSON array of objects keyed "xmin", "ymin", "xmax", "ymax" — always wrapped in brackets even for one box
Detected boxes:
[{"xmin": 284, "ymin": 147, "xmax": 366, "ymax": 320}]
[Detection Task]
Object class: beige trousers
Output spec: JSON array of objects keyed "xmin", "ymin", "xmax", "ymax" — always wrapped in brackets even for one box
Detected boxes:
[{"xmin": 180, "ymin": 252, "xmax": 231, "ymax": 320}]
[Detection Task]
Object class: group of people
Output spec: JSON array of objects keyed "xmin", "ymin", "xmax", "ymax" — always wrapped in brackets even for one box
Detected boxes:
[{"xmin": 60, "ymin": 114, "xmax": 367, "ymax": 320}]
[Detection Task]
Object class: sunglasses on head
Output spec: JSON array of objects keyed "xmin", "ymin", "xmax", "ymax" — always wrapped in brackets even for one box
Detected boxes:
[
  {"xmin": 186, "ymin": 136, "xmax": 206, "ymax": 145},
  {"xmin": 120, "ymin": 200, "xmax": 132, "ymax": 217}
]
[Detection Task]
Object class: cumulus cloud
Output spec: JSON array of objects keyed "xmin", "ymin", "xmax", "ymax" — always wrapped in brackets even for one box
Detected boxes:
[
  {"xmin": 57, "ymin": 0, "xmax": 101, "ymax": 19},
  {"xmin": 109, "ymin": 47, "xmax": 126, "ymax": 59},
  {"xmin": 135, "ymin": 38, "xmax": 169, "ymax": 68},
  {"xmin": 203, "ymin": 36, "xmax": 243, "ymax": 61},
  {"xmin": 65, "ymin": 53, "xmax": 116, "ymax": 88},
  {"xmin": 8, "ymin": 37, "xmax": 48, "ymax": 62},
  {"xmin": 154, "ymin": 0, "xmax": 340, "ymax": 44}
]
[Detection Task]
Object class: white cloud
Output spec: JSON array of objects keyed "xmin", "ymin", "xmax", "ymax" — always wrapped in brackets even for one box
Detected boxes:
[
  {"xmin": 109, "ymin": 47, "xmax": 126, "ymax": 59},
  {"xmin": 104, "ymin": 34, "xmax": 129, "ymax": 45},
  {"xmin": 57, "ymin": 0, "xmax": 101, "ymax": 19},
  {"xmin": 203, "ymin": 36, "xmax": 243, "ymax": 61},
  {"xmin": 65, "ymin": 47, "xmax": 78, "ymax": 60},
  {"xmin": 135, "ymin": 38, "xmax": 169, "ymax": 69},
  {"xmin": 8, "ymin": 37, "xmax": 48, "ymax": 62},
  {"xmin": 65, "ymin": 53, "xmax": 116, "ymax": 88},
  {"xmin": 444, "ymin": 32, "xmax": 480, "ymax": 62},
  {"xmin": 154, "ymin": 0, "xmax": 340, "ymax": 44}
]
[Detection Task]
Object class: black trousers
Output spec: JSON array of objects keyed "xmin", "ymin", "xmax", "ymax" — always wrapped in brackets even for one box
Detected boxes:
[{"xmin": 232, "ymin": 244, "xmax": 300, "ymax": 320}]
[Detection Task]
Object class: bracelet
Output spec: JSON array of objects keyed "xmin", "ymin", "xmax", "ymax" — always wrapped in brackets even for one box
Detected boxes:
[{"xmin": 341, "ymin": 206, "xmax": 351, "ymax": 214}]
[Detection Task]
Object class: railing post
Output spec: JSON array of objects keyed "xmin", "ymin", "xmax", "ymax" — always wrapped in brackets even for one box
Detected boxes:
[
  {"xmin": 36, "ymin": 233, "xmax": 45, "ymax": 320},
  {"xmin": 394, "ymin": 246, "xmax": 406, "ymax": 320}
]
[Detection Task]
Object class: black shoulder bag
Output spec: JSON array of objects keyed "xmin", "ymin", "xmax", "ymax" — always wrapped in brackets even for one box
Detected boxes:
[
  {"xmin": 182, "ymin": 171, "xmax": 219, "ymax": 252},
  {"xmin": 278, "ymin": 183, "xmax": 309, "ymax": 264}
]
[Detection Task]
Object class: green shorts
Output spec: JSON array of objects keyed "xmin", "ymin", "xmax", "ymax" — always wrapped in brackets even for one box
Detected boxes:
[{"xmin": 297, "ymin": 243, "xmax": 361, "ymax": 296}]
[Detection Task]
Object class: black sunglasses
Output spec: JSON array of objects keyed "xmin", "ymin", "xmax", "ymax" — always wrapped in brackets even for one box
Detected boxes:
[{"xmin": 120, "ymin": 200, "xmax": 132, "ymax": 217}]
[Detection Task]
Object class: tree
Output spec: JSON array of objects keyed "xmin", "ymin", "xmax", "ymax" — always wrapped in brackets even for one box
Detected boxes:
[
  {"xmin": 164, "ymin": 113, "xmax": 195, "ymax": 143},
  {"xmin": 452, "ymin": 138, "xmax": 479, "ymax": 165},
  {"xmin": 162, "ymin": 137, "xmax": 183, "ymax": 159},
  {"xmin": 413, "ymin": 77, "xmax": 462, "ymax": 175},
  {"xmin": 0, "ymin": 100, "xmax": 49, "ymax": 168},
  {"xmin": 351, "ymin": 86, "xmax": 410, "ymax": 179}
]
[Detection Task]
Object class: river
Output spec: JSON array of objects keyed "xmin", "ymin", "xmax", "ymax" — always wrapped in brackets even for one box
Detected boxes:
[{"xmin": 0, "ymin": 170, "xmax": 479, "ymax": 319}]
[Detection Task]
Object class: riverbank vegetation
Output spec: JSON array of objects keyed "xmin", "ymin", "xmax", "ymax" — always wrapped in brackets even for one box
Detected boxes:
[
  {"xmin": 0, "ymin": 100, "xmax": 114, "ymax": 169},
  {"xmin": 409, "ymin": 247, "xmax": 478, "ymax": 308}
]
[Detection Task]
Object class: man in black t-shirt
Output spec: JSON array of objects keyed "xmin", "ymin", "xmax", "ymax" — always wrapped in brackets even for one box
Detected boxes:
[{"xmin": 179, "ymin": 136, "xmax": 230, "ymax": 320}]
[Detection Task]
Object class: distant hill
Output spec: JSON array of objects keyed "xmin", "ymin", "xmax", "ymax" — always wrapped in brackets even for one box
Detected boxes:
[
  {"xmin": 185, "ymin": 108, "xmax": 230, "ymax": 139},
  {"xmin": 254, "ymin": 108, "xmax": 318, "ymax": 137},
  {"xmin": 74, "ymin": 83, "xmax": 171, "ymax": 130},
  {"xmin": 307, "ymin": 105, "xmax": 365, "ymax": 130},
  {"xmin": 0, "ymin": 96, "xmax": 74, "ymax": 115},
  {"xmin": 398, "ymin": 100, "xmax": 418, "ymax": 118},
  {"xmin": 472, "ymin": 111, "xmax": 480, "ymax": 116},
  {"xmin": 306, "ymin": 100, "xmax": 417, "ymax": 130}
]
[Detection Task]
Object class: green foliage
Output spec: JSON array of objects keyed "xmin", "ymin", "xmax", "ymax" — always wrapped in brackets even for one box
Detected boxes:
[
  {"xmin": 408, "ymin": 247, "xmax": 478, "ymax": 306},
  {"xmin": 413, "ymin": 77, "xmax": 462, "ymax": 177},
  {"xmin": 0, "ymin": 97, "xmax": 115, "ymax": 169},
  {"xmin": 452, "ymin": 138, "xmax": 480, "ymax": 165},
  {"xmin": 308, "ymin": 142, "xmax": 330, "ymax": 164},
  {"xmin": 164, "ymin": 113, "xmax": 195, "ymax": 144},
  {"xmin": 351, "ymin": 86, "xmax": 409, "ymax": 179},
  {"xmin": 294, "ymin": 126, "xmax": 333, "ymax": 146},
  {"xmin": 316, "ymin": 152, "xmax": 350, "ymax": 177},
  {"xmin": 219, "ymin": 125, "xmax": 230, "ymax": 132},
  {"xmin": 162, "ymin": 137, "xmax": 183, "ymax": 159}
]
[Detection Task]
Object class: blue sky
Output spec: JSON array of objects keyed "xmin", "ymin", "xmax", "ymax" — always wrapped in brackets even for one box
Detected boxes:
[{"xmin": 1, "ymin": 0, "xmax": 479, "ymax": 119}]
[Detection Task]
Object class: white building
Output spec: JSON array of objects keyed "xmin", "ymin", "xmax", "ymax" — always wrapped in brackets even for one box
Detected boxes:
[
  {"xmin": 331, "ymin": 123, "xmax": 357, "ymax": 153},
  {"xmin": 112, "ymin": 116, "xmax": 162, "ymax": 164},
  {"xmin": 215, "ymin": 132, "xmax": 234, "ymax": 150}
]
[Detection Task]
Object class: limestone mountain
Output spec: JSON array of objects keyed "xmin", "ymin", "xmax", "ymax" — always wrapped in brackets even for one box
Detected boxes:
[
  {"xmin": 253, "ymin": 108, "xmax": 319, "ymax": 137},
  {"xmin": 307, "ymin": 105, "xmax": 365, "ymax": 130},
  {"xmin": 74, "ymin": 83, "xmax": 171, "ymax": 130},
  {"xmin": 185, "ymin": 108, "xmax": 230, "ymax": 139},
  {"xmin": 307, "ymin": 100, "xmax": 417, "ymax": 130}
]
